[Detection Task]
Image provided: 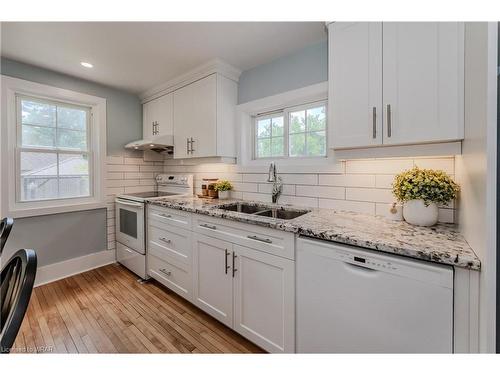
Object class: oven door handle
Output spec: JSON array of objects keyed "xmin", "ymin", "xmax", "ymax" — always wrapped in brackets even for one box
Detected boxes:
[{"xmin": 115, "ymin": 199, "xmax": 143, "ymax": 208}]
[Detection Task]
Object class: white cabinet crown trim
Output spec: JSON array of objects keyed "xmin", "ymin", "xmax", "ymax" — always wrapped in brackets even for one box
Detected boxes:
[{"xmin": 140, "ymin": 58, "xmax": 242, "ymax": 102}]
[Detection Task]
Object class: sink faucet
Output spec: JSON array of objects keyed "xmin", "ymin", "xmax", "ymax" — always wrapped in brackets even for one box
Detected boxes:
[{"xmin": 267, "ymin": 162, "xmax": 283, "ymax": 204}]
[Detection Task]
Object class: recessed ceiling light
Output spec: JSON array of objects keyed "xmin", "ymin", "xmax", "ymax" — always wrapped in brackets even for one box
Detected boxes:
[{"xmin": 80, "ymin": 62, "xmax": 93, "ymax": 68}]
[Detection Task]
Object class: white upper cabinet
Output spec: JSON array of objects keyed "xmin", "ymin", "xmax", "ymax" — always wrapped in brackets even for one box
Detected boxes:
[
  {"xmin": 382, "ymin": 22, "xmax": 464, "ymax": 145},
  {"xmin": 329, "ymin": 22, "xmax": 464, "ymax": 149},
  {"xmin": 173, "ymin": 73, "xmax": 237, "ymax": 159},
  {"xmin": 142, "ymin": 93, "xmax": 174, "ymax": 141},
  {"xmin": 329, "ymin": 22, "xmax": 383, "ymax": 149}
]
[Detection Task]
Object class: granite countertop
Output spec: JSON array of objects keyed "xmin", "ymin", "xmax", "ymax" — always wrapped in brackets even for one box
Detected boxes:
[{"xmin": 146, "ymin": 196, "xmax": 480, "ymax": 270}]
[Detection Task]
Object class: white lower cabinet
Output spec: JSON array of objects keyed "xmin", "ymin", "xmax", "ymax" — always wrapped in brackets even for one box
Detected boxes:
[
  {"xmin": 147, "ymin": 206, "xmax": 295, "ymax": 353},
  {"xmin": 232, "ymin": 244, "xmax": 295, "ymax": 353},
  {"xmin": 192, "ymin": 234, "xmax": 234, "ymax": 326}
]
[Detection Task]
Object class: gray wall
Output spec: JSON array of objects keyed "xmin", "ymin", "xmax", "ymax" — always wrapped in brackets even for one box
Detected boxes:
[
  {"xmin": 237, "ymin": 39, "xmax": 328, "ymax": 104},
  {"xmin": 1, "ymin": 57, "xmax": 142, "ymax": 156},
  {"xmin": 1, "ymin": 58, "xmax": 143, "ymax": 267},
  {"xmin": 1, "ymin": 209, "xmax": 107, "ymax": 267}
]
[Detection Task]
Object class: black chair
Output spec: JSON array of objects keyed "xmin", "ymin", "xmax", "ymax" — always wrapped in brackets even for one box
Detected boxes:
[
  {"xmin": 0, "ymin": 249, "xmax": 37, "ymax": 353},
  {"xmin": 0, "ymin": 218, "xmax": 14, "ymax": 256}
]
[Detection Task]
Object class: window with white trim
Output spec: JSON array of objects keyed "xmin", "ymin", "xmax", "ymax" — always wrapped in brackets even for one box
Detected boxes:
[
  {"xmin": 254, "ymin": 101, "xmax": 327, "ymax": 159},
  {"xmin": 17, "ymin": 96, "xmax": 92, "ymax": 202},
  {"xmin": 1, "ymin": 75, "xmax": 106, "ymax": 218}
]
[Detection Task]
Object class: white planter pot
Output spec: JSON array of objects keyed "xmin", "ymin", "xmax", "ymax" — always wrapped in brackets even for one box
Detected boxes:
[
  {"xmin": 218, "ymin": 190, "xmax": 230, "ymax": 200},
  {"xmin": 403, "ymin": 199, "xmax": 439, "ymax": 227}
]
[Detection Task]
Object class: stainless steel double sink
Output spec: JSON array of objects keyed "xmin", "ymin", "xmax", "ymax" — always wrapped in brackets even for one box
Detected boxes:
[{"xmin": 214, "ymin": 202, "xmax": 310, "ymax": 220}]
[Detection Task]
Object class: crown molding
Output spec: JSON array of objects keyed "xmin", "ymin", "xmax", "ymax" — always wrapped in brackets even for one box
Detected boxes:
[{"xmin": 139, "ymin": 58, "xmax": 242, "ymax": 103}]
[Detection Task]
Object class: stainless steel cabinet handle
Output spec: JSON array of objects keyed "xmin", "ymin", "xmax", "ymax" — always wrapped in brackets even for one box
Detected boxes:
[
  {"xmin": 159, "ymin": 237, "xmax": 171, "ymax": 244},
  {"xmin": 152, "ymin": 121, "xmax": 155, "ymax": 135},
  {"xmin": 225, "ymin": 249, "xmax": 230, "ymax": 274},
  {"xmin": 247, "ymin": 235, "xmax": 272, "ymax": 244},
  {"xmin": 158, "ymin": 213, "xmax": 172, "ymax": 218},
  {"xmin": 200, "ymin": 223, "xmax": 217, "ymax": 230},
  {"xmin": 155, "ymin": 121, "xmax": 159, "ymax": 135},
  {"xmin": 190, "ymin": 137, "xmax": 195, "ymax": 153},
  {"xmin": 232, "ymin": 252, "xmax": 237, "ymax": 277},
  {"xmin": 372, "ymin": 107, "xmax": 377, "ymax": 139},
  {"xmin": 387, "ymin": 104, "xmax": 392, "ymax": 138},
  {"xmin": 159, "ymin": 268, "xmax": 171, "ymax": 276}
]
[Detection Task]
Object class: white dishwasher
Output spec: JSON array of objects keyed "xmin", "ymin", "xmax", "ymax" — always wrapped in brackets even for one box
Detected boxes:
[{"xmin": 296, "ymin": 236, "xmax": 454, "ymax": 353}]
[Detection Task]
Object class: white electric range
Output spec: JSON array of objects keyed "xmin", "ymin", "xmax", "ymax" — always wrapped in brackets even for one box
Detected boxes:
[{"xmin": 114, "ymin": 174, "xmax": 193, "ymax": 279}]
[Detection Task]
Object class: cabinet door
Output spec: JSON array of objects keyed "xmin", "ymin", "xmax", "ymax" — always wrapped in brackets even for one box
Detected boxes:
[
  {"xmin": 173, "ymin": 83, "xmax": 194, "ymax": 158},
  {"xmin": 329, "ymin": 22, "xmax": 383, "ymax": 149},
  {"xmin": 382, "ymin": 22, "xmax": 464, "ymax": 145},
  {"xmin": 192, "ymin": 233, "xmax": 233, "ymax": 326},
  {"xmin": 189, "ymin": 74, "xmax": 217, "ymax": 158},
  {"xmin": 142, "ymin": 100, "xmax": 155, "ymax": 140},
  {"xmin": 232, "ymin": 244, "xmax": 295, "ymax": 353},
  {"xmin": 154, "ymin": 93, "xmax": 173, "ymax": 139}
]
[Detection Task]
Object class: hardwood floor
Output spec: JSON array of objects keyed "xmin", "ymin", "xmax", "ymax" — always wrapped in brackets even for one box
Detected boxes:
[{"xmin": 11, "ymin": 263, "xmax": 264, "ymax": 353}]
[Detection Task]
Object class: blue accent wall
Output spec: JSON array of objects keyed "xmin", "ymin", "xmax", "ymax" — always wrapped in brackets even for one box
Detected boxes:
[{"xmin": 238, "ymin": 39, "xmax": 328, "ymax": 104}]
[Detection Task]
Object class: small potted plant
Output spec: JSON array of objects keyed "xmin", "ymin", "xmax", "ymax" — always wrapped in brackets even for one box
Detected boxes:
[
  {"xmin": 214, "ymin": 180, "xmax": 233, "ymax": 200},
  {"xmin": 392, "ymin": 166, "xmax": 460, "ymax": 226}
]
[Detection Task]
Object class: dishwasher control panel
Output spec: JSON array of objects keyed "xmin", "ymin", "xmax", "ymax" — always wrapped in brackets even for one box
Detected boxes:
[{"xmin": 338, "ymin": 251, "xmax": 398, "ymax": 271}]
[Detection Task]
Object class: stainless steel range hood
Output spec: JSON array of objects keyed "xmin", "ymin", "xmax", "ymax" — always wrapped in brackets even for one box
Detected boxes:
[{"xmin": 125, "ymin": 135, "xmax": 174, "ymax": 153}]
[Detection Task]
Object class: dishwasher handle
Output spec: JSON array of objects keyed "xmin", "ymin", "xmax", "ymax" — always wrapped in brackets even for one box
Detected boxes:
[{"xmin": 343, "ymin": 261, "xmax": 379, "ymax": 273}]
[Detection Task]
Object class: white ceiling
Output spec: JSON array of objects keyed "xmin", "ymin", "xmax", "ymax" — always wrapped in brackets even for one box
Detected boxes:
[{"xmin": 1, "ymin": 22, "xmax": 327, "ymax": 94}]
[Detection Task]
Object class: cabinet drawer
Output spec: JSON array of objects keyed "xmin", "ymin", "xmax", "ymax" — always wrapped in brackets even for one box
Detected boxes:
[
  {"xmin": 148, "ymin": 254, "xmax": 192, "ymax": 301},
  {"xmin": 116, "ymin": 242, "xmax": 147, "ymax": 279},
  {"xmin": 148, "ymin": 219, "xmax": 192, "ymax": 266},
  {"xmin": 193, "ymin": 214, "xmax": 295, "ymax": 260},
  {"xmin": 148, "ymin": 205, "xmax": 192, "ymax": 230}
]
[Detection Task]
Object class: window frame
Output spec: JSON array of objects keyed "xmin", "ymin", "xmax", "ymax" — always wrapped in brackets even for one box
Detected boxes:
[
  {"xmin": 253, "ymin": 100, "xmax": 328, "ymax": 160},
  {"xmin": 1, "ymin": 75, "xmax": 107, "ymax": 218},
  {"xmin": 15, "ymin": 95, "xmax": 94, "ymax": 203}
]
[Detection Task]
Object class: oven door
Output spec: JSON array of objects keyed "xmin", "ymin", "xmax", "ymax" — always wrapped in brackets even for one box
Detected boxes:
[{"xmin": 115, "ymin": 198, "xmax": 145, "ymax": 254}]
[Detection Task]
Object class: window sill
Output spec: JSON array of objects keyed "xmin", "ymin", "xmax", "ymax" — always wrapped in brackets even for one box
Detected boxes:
[{"xmin": 5, "ymin": 200, "xmax": 107, "ymax": 219}]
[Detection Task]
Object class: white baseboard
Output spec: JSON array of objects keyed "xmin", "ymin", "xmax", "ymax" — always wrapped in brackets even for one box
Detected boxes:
[{"xmin": 34, "ymin": 249, "xmax": 116, "ymax": 287}]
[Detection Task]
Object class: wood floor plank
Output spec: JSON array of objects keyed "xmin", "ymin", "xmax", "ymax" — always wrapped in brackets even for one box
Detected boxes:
[
  {"xmin": 108, "ymin": 264, "xmax": 260, "ymax": 353},
  {"xmin": 12, "ymin": 264, "xmax": 264, "ymax": 354},
  {"xmin": 94, "ymin": 265, "xmax": 211, "ymax": 353}
]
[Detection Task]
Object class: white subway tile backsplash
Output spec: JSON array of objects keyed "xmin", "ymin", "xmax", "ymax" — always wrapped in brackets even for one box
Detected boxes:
[
  {"xmin": 107, "ymin": 172, "xmax": 124, "ymax": 180},
  {"xmin": 139, "ymin": 165, "xmax": 164, "ymax": 172},
  {"xmin": 232, "ymin": 182, "xmax": 259, "ymax": 193},
  {"xmin": 164, "ymin": 156, "xmax": 456, "ymax": 223},
  {"xmin": 438, "ymin": 208, "xmax": 454, "ymax": 223},
  {"xmin": 346, "ymin": 159, "xmax": 414, "ymax": 174},
  {"xmin": 241, "ymin": 174, "xmax": 269, "ymax": 183},
  {"xmin": 346, "ymin": 188, "xmax": 395, "ymax": 204},
  {"xmin": 319, "ymin": 199, "xmax": 376, "ymax": 215},
  {"xmin": 280, "ymin": 195, "xmax": 319, "ymax": 208},
  {"xmin": 296, "ymin": 185, "xmax": 345, "ymax": 200},
  {"xmin": 107, "ymin": 164, "xmax": 140, "ymax": 172},
  {"xmin": 106, "ymin": 156, "xmax": 124, "ymax": 164},
  {"xmin": 319, "ymin": 174, "xmax": 376, "ymax": 188},
  {"xmin": 242, "ymin": 192, "xmax": 272, "ymax": 203},
  {"xmin": 280, "ymin": 174, "xmax": 318, "ymax": 185},
  {"xmin": 107, "ymin": 179, "xmax": 141, "ymax": 188},
  {"xmin": 375, "ymin": 175, "xmax": 396, "ymax": 189},
  {"xmin": 413, "ymin": 158, "xmax": 454, "ymax": 175},
  {"xmin": 258, "ymin": 183, "xmax": 296, "ymax": 196}
]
